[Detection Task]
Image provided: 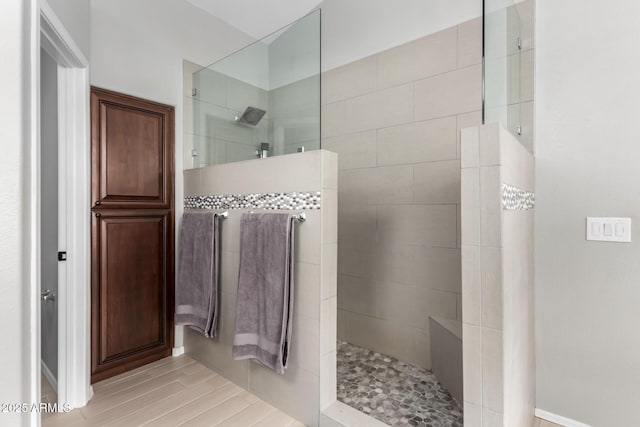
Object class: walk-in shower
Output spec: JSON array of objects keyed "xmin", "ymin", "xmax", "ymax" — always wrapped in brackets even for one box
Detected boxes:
[
  {"xmin": 327, "ymin": 0, "xmax": 533, "ymax": 425},
  {"xmin": 181, "ymin": 0, "xmax": 533, "ymax": 424}
]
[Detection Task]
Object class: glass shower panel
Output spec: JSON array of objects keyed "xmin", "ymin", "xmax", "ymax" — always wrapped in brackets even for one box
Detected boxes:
[
  {"xmin": 187, "ymin": 10, "xmax": 320, "ymax": 169},
  {"xmin": 268, "ymin": 12, "xmax": 321, "ymax": 157},
  {"xmin": 484, "ymin": 0, "xmax": 522, "ymax": 138}
]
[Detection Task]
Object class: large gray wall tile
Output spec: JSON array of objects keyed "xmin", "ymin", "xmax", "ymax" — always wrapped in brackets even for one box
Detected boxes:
[
  {"xmin": 322, "ymin": 55, "xmax": 378, "ymax": 105},
  {"xmin": 415, "ymin": 65, "xmax": 482, "ymax": 121},
  {"xmin": 461, "ymin": 168, "xmax": 480, "ymax": 245},
  {"xmin": 480, "ymin": 166, "xmax": 502, "ymax": 247},
  {"xmin": 377, "ymin": 204, "xmax": 457, "ymax": 248},
  {"xmin": 378, "ymin": 27, "xmax": 457, "ymax": 89},
  {"xmin": 414, "ymin": 160, "xmax": 461, "ymax": 204},
  {"xmin": 322, "ymin": 131, "xmax": 377, "ymax": 171},
  {"xmin": 344, "ymin": 83, "xmax": 415, "ymax": 135},
  {"xmin": 458, "ymin": 18, "xmax": 483, "ymax": 68},
  {"xmin": 482, "ymin": 328, "xmax": 504, "ymax": 414},
  {"xmin": 249, "ymin": 363, "xmax": 320, "ymax": 427},
  {"xmin": 377, "ymin": 116, "xmax": 458, "ymax": 166}
]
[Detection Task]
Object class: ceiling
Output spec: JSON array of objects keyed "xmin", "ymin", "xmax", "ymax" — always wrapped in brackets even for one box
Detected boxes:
[{"xmin": 185, "ymin": 0, "xmax": 322, "ymax": 40}]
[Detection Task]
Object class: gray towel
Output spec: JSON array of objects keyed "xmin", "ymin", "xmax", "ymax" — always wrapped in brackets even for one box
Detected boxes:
[
  {"xmin": 233, "ymin": 213, "xmax": 295, "ymax": 375},
  {"xmin": 175, "ymin": 211, "xmax": 220, "ymax": 338}
]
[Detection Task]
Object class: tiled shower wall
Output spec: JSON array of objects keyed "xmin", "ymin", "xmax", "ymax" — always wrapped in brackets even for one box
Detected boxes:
[
  {"xmin": 460, "ymin": 123, "xmax": 535, "ymax": 426},
  {"xmin": 183, "ymin": 150, "xmax": 338, "ymax": 426},
  {"xmin": 322, "ymin": 18, "xmax": 483, "ymax": 369}
]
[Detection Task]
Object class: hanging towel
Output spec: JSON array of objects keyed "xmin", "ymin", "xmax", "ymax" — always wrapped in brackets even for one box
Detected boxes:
[
  {"xmin": 175, "ymin": 211, "xmax": 220, "ymax": 338},
  {"xmin": 233, "ymin": 213, "xmax": 295, "ymax": 375}
]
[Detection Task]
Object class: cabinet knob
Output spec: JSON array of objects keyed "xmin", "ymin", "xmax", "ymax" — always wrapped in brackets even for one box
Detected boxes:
[
  {"xmin": 95, "ymin": 201, "xmax": 101, "ymax": 206},
  {"xmin": 95, "ymin": 213, "xmax": 101, "ymax": 218}
]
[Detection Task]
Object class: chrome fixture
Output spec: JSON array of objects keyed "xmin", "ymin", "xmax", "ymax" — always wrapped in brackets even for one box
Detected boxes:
[
  {"xmin": 297, "ymin": 147, "xmax": 305, "ymax": 153},
  {"xmin": 292, "ymin": 212, "xmax": 306, "ymax": 222},
  {"xmin": 257, "ymin": 142, "xmax": 270, "ymax": 159},
  {"xmin": 247, "ymin": 211, "xmax": 306, "ymax": 222},
  {"xmin": 41, "ymin": 289, "xmax": 56, "ymax": 302},
  {"xmin": 235, "ymin": 106, "xmax": 266, "ymax": 126},
  {"xmin": 192, "ymin": 88, "xmax": 198, "ymax": 97},
  {"xmin": 215, "ymin": 211, "xmax": 229, "ymax": 219}
]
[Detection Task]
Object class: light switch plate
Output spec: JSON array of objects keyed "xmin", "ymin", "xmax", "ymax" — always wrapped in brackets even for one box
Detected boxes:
[{"xmin": 586, "ymin": 217, "xmax": 631, "ymax": 242}]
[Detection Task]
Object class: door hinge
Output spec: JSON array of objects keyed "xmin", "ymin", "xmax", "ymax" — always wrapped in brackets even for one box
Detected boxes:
[{"xmin": 58, "ymin": 251, "xmax": 67, "ymax": 261}]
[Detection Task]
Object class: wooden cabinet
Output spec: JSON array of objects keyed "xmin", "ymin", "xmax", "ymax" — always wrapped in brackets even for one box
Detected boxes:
[{"xmin": 90, "ymin": 88, "xmax": 174, "ymax": 383}]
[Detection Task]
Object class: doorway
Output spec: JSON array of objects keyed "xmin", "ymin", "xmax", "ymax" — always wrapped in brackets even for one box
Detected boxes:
[
  {"xmin": 36, "ymin": 3, "xmax": 92, "ymax": 413},
  {"xmin": 39, "ymin": 47, "xmax": 61, "ymax": 408}
]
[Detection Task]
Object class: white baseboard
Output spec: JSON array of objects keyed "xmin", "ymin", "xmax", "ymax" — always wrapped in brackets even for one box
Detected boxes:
[
  {"xmin": 535, "ymin": 408, "xmax": 593, "ymax": 427},
  {"xmin": 172, "ymin": 346, "xmax": 185, "ymax": 357},
  {"xmin": 41, "ymin": 360, "xmax": 58, "ymax": 392}
]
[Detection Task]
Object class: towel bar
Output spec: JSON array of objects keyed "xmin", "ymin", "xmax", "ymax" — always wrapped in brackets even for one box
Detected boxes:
[
  {"xmin": 247, "ymin": 211, "xmax": 305, "ymax": 222},
  {"xmin": 215, "ymin": 211, "xmax": 229, "ymax": 219}
]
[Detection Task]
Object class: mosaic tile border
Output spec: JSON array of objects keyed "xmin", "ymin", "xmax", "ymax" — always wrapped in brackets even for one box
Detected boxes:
[
  {"xmin": 184, "ymin": 191, "xmax": 321, "ymax": 211},
  {"xmin": 502, "ymin": 183, "xmax": 535, "ymax": 211}
]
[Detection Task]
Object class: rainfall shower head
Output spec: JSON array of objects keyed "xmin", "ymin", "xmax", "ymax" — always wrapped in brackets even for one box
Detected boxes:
[{"xmin": 235, "ymin": 106, "xmax": 266, "ymax": 126}]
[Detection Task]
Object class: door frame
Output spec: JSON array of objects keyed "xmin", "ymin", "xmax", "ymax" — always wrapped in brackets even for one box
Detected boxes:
[{"xmin": 36, "ymin": 0, "xmax": 92, "ymax": 414}]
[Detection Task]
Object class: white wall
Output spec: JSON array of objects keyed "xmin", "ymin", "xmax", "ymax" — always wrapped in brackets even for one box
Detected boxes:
[
  {"xmin": 46, "ymin": 0, "xmax": 90, "ymax": 59},
  {"xmin": 0, "ymin": 0, "xmax": 37, "ymax": 425},
  {"xmin": 206, "ymin": 40, "xmax": 269, "ymax": 90},
  {"xmin": 90, "ymin": 0, "xmax": 255, "ymax": 100},
  {"xmin": 535, "ymin": 1, "xmax": 640, "ymax": 426},
  {"xmin": 318, "ymin": 0, "xmax": 481, "ymax": 70},
  {"xmin": 90, "ymin": 0, "xmax": 255, "ymax": 348}
]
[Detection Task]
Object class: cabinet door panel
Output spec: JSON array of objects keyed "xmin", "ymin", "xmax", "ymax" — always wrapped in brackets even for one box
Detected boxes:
[
  {"xmin": 91, "ymin": 87, "xmax": 174, "ymax": 209},
  {"xmin": 91, "ymin": 210, "xmax": 174, "ymax": 382}
]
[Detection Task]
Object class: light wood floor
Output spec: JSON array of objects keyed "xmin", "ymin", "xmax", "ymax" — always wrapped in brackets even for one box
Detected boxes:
[
  {"xmin": 41, "ymin": 373, "xmax": 57, "ymax": 405},
  {"xmin": 42, "ymin": 355, "xmax": 303, "ymax": 427},
  {"xmin": 534, "ymin": 418, "xmax": 563, "ymax": 427},
  {"xmin": 41, "ymin": 354, "xmax": 563, "ymax": 427}
]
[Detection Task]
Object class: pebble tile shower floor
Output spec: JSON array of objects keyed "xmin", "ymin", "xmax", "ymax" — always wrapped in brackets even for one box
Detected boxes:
[{"xmin": 337, "ymin": 341, "xmax": 463, "ymax": 427}]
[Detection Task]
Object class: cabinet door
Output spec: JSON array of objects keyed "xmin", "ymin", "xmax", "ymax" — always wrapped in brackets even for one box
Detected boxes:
[
  {"xmin": 91, "ymin": 87, "xmax": 174, "ymax": 209},
  {"xmin": 91, "ymin": 210, "xmax": 174, "ymax": 383}
]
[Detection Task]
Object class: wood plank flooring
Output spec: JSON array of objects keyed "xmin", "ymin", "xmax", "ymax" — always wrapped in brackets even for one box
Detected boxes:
[
  {"xmin": 41, "ymin": 373, "xmax": 57, "ymax": 405},
  {"xmin": 42, "ymin": 356, "xmax": 303, "ymax": 427},
  {"xmin": 42, "ymin": 354, "xmax": 565, "ymax": 426},
  {"xmin": 534, "ymin": 418, "xmax": 564, "ymax": 427}
]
